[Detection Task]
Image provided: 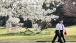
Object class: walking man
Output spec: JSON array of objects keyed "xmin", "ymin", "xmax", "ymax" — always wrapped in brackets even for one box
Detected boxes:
[
  {"xmin": 58, "ymin": 20, "xmax": 66, "ymax": 43},
  {"xmin": 52, "ymin": 20, "xmax": 64, "ymax": 43}
]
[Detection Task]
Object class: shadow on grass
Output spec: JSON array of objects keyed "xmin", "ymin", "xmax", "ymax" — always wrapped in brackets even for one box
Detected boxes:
[
  {"xmin": 0, "ymin": 27, "xmax": 5, "ymax": 29},
  {"xmin": 36, "ymin": 41, "xmax": 49, "ymax": 42},
  {"xmin": 0, "ymin": 31, "xmax": 36, "ymax": 36},
  {"xmin": 0, "ymin": 30, "xmax": 53, "ymax": 36}
]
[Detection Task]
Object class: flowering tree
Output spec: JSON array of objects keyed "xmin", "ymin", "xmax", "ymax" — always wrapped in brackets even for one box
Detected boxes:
[
  {"xmin": 0, "ymin": 0, "xmax": 63, "ymax": 20},
  {"xmin": 0, "ymin": 0, "xmax": 67, "ymax": 33},
  {"xmin": 0, "ymin": 0, "xmax": 66, "ymax": 27}
]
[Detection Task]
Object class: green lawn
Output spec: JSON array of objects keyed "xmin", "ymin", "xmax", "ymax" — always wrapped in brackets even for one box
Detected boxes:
[{"xmin": 0, "ymin": 25, "xmax": 76, "ymax": 42}]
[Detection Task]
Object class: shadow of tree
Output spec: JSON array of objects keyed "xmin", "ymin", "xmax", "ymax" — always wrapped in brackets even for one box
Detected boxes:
[
  {"xmin": 0, "ymin": 31, "xmax": 36, "ymax": 36},
  {"xmin": 0, "ymin": 27, "xmax": 5, "ymax": 29}
]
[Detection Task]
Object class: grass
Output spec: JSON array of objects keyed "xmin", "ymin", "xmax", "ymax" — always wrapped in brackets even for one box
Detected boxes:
[{"xmin": 0, "ymin": 25, "xmax": 76, "ymax": 42}]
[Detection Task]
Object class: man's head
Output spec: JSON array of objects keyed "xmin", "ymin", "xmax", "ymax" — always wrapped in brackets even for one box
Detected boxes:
[{"xmin": 59, "ymin": 20, "xmax": 63, "ymax": 24}]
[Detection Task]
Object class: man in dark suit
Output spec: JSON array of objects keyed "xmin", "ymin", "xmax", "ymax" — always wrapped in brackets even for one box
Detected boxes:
[
  {"xmin": 52, "ymin": 20, "xmax": 64, "ymax": 43},
  {"xmin": 57, "ymin": 20, "xmax": 66, "ymax": 43}
]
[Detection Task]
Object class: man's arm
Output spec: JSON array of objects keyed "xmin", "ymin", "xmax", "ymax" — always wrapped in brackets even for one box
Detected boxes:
[{"xmin": 54, "ymin": 24, "xmax": 59, "ymax": 33}]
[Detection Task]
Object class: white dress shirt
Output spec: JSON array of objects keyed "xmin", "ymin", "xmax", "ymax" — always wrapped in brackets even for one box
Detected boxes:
[{"xmin": 56, "ymin": 23, "xmax": 65, "ymax": 30}]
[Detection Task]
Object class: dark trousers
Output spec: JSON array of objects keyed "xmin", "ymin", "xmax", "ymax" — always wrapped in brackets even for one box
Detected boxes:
[
  {"xmin": 52, "ymin": 30, "xmax": 63, "ymax": 43},
  {"xmin": 58, "ymin": 30, "xmax": 66, "ymax": 42}
]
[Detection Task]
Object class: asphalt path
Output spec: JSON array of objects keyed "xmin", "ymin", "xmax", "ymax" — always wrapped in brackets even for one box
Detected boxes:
[{"xmin": 0, "ymin": 42, "xmax": 76, "ymax": 43}]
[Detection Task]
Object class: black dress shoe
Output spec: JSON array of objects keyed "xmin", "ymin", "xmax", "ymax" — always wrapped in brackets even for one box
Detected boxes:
[{"xmin": 52, "ymin": 41, "xmax": 54, "ymax": 43}]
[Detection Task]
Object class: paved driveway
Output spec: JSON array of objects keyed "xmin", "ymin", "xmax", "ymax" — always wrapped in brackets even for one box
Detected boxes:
[{"xmin": 0, "ymin": 42, "xmax": 76, "ymax": 43}]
